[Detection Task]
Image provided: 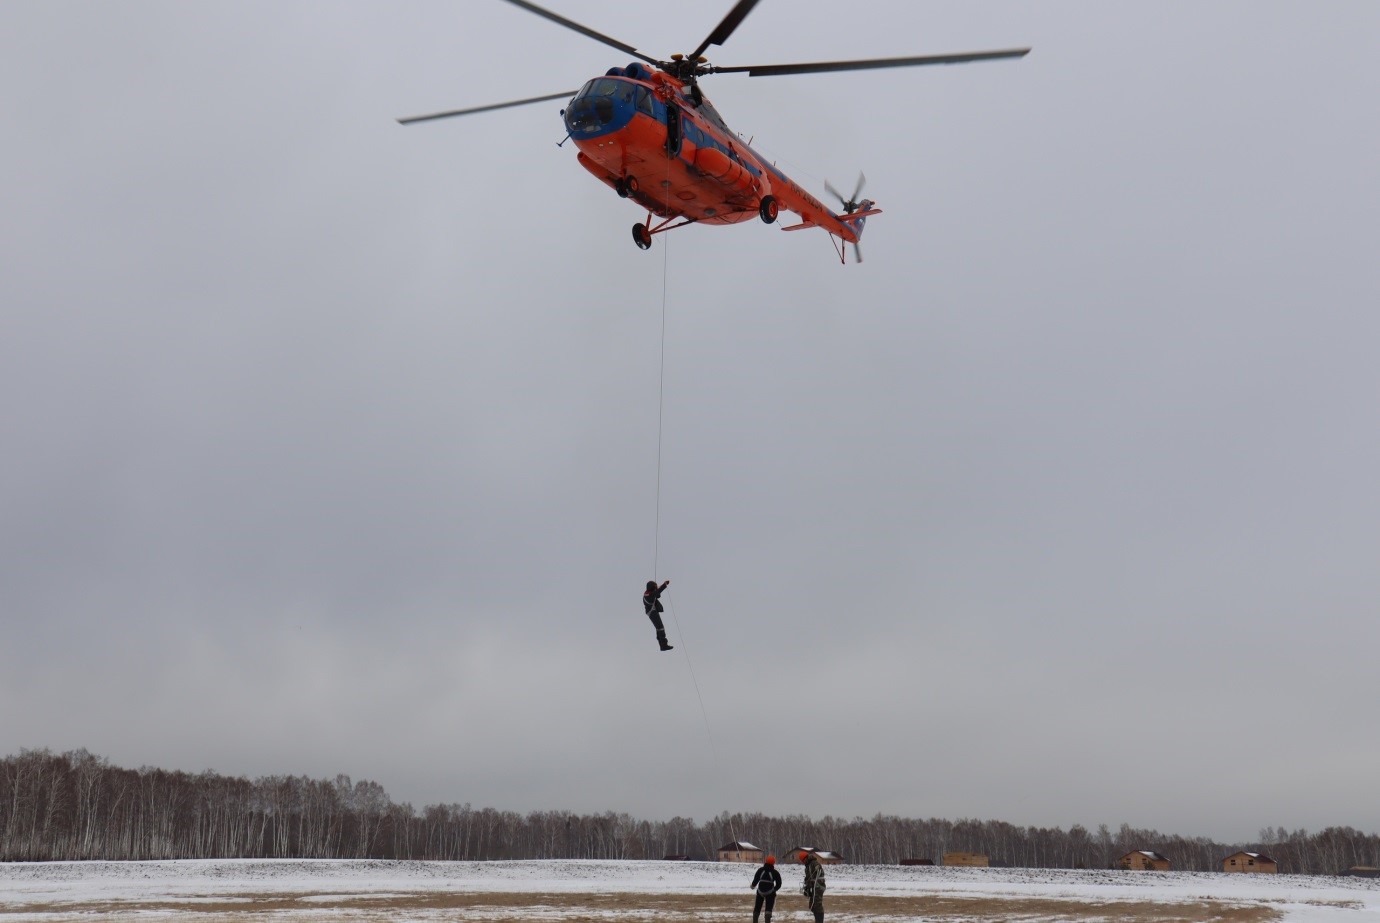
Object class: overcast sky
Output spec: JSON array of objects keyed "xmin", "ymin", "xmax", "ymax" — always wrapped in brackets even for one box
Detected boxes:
[{"xmin": 2, "ymin": 1, "xmax": 1377, "ymax": 844}]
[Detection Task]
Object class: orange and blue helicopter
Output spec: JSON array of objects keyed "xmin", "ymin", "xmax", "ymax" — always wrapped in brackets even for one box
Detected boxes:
[{"xmin": 400, "ymin": 0, "xmax": 1028, "ymax": 263}]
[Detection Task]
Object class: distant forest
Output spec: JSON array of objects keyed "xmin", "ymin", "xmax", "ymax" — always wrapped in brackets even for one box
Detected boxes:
[{"xmin": 3, "ymin": 748, "xmax": 1377, "ymax": 873}]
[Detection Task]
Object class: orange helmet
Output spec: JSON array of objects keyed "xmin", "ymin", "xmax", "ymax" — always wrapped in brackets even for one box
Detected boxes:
[
  {"xmin": 799, "ymin": 851, "xmax": 810, "ymax": 863},
  {"xmin": 765, "ymin": 855, "xmax": 775, "ymax": 865}
]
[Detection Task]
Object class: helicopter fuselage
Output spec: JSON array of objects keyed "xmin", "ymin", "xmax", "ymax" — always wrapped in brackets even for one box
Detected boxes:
[
  {"xmin": 401, "ymin": 0, "xmax": 1027, "ymax": 260},
  {"xmin": 564, "ymin": 65, "xmax": 868, "ymax": 242}
]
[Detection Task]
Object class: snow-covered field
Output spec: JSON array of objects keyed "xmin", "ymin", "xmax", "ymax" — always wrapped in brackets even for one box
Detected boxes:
[{"xmin": 2, "ymin": 859, "xmax": 1378, "ymax": 922}]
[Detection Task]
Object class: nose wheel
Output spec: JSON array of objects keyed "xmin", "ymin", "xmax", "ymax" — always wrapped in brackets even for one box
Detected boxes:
[{"xmin": 629, "ymin": 212, "xmax": 696, "ymax": 251}]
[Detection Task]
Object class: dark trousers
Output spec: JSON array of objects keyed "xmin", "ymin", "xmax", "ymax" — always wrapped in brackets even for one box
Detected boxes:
[
  {"xmin": 646, "ymin": 610, "xmax": 670, "ymax": 648},
  {"xmin": 807, "ymin": 893, "xmax": 823, "ymax": 923},
  {"xmin": 753, "ymin": 891, "xmax": 776, "ymax": 923}
]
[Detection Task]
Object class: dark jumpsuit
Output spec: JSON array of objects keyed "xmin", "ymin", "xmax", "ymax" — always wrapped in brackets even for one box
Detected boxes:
[
  {"xmin": 750, "ymin": 863, "xmax": 782, "ymax": 923},
  {"xmin": 643, "ymin": 581, "xmax": 671, "ymax": 650}
]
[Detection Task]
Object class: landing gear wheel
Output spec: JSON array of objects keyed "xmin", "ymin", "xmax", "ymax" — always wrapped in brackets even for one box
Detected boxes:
[
  {"xmin": 632, "ymin": 223, "xmax": 653, "ymax": 250},
  {"xmin": 759, "ymin": 195, "xmax": 779, "ymax": 224},
  {"xmin": 616, "ymin": 175, "xmax": 639, "ymax": 198}
]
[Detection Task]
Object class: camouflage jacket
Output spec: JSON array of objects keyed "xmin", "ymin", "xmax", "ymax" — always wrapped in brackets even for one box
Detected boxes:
[{"xmin": 802, "ymin": 858, "xmax": 825, "ymax": 898}]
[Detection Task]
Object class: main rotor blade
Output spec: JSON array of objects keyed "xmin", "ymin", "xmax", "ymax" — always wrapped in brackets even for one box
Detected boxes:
[
  {"xmin": 397, "ymin": 90, "xmax": 576, "ymax": 124},
  {"xmin": 690, "ymin": 0, "xmax": 765, "ymax": 60},
  {"xmin": 500, "ymin": 0, "xmax": 658, "ymax": 65},
  {"xmin": 712, "ymin": 47, "xmax": 1030, "ymax": 77}
]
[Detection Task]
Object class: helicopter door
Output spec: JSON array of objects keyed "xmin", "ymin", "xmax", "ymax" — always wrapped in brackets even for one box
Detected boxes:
[{"xmin": 665, "ymin": 105, "xmax": 682, "ymax": 158}]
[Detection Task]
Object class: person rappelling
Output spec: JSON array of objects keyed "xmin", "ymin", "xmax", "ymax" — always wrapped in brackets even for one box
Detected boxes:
[{"xmin": 643, "ymin": 579, "xmax": 673, "ymax": 651}]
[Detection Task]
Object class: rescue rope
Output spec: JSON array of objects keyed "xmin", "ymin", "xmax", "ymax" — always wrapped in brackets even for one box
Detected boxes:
[
  {"xmin": 667, "ymin": 597, "xmax": 740, "ymax": 851},
  {"xmin": 665, "ymin": 598, "xmax": 718, "ymax": 762},
  {"xmin": 653, "ymin": 223, "xmax": 668, "ymax": 579},
  {"xmin": 650, "ymin": 181, "xmax": 739, "ymax": 853}
]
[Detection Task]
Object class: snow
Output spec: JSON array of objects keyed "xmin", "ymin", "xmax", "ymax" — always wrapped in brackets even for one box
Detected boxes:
[{"xmin": 1, "ymin": 859, "xmax": 1378, "ymax": 922}]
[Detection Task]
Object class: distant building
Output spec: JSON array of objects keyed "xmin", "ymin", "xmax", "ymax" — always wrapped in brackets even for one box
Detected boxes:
[
  {"xmin": 790, "ymin": 847, "xmax": 846, "ymax": 865},
  {"xmin": 717, "ymin": 841, "xmax": 764, "ymax": 863},
  {"xmin": 1120, "ymin": 850, "xmax": 1171, "ymax": 871},
  {"xmin": 943, "ymin": 851, "xmax": 989, "ymax": 867},
  {"xmin": 1341, "ymin": 867, "xmax": 1380, "ymax": 879},
  {"xmin": 1222, "ymin": 852, "xmax": 1277, "ymax": 874},
  {"xmin": 662, "ymin": 854, "xmax": 691, "ymax": 861},
  {"xmin": 900, "ymin": 858, "xmax": 934, "ymax": 866}
]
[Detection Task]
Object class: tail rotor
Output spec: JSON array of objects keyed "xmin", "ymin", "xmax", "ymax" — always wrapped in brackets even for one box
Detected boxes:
[
  {"xmin": 825, "ymin": 172, "xmax": 867, "ymax": 215},
  {"xmin": 825, "ymin": 172, "xmax": 870, "ymax": 263}
]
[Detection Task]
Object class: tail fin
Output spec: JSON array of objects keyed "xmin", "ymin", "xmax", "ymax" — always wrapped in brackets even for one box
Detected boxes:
[
  {"xmin": 825, "ymin": 174, "xmax": 875, "ymax": 262},
  {"xmin": 843, "ymin": 199, "xmax": 875, "ymax": 241}
]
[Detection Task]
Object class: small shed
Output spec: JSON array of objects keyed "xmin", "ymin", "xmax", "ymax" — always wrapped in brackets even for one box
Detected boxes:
[
  {"xmin": 1120, "ymin": 850, "xmax": 1171, "ymax": 871},
  {"xmin": 1341, "ymin": 867, "xmax": 1380, "ymax": 878},
  {"xmin": 943, "ymin": 851, "xmax": 989, "ymax": 867},
  {"xmin": 718, "ymin": 841, "xmax": 764, "ymax": 863},
  {"xmin": 1222, "ymin": 851, "xmax": 1277, "ymax": 874},
  {"xmin": 900, "ymin": 858, "xmax": 934, "ymax": 866}
]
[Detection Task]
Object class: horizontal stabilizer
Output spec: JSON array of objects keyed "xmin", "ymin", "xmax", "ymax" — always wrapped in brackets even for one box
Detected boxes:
[
  {"xmin": 837, "ymin": 207, "xmax": 882, "ymax": 221},
  {"xmin": 779, "ymin": 221, "xmax": 817, "ymax": 232}
]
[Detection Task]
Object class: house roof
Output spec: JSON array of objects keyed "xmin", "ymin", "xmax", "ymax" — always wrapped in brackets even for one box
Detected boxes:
[
  {"xmin": 718, "ymin": 841, "xmax": 761, "ymax": 852},
  {"xmin": 1123, "ymin": 850, "xmax": 1169, "ymax": 861},
  {"xmin": 1225, "ymin": 851, "xmax": 1276, "ymax": 863},
  {"xmin": 789, "ymin": 847, "xmax": 844, "ymax": 860}
]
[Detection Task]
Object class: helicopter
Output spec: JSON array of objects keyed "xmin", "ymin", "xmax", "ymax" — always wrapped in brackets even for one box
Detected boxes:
[{"xmin": 399, "ymin": 0, "xmax": 1028, "ymax": 263}]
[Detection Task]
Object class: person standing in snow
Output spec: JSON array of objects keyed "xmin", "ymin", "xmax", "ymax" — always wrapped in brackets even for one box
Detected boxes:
[
  {"xmin": 643, "ymin": 579, "xmax": 672, "ymax": 651},
  {"xmin": 800, "ymin": 851, "xmax": 825, "ymax": 923},
  {"xmin": 749, "ymin": 854, "xmax": 782, "ymax": 923}
]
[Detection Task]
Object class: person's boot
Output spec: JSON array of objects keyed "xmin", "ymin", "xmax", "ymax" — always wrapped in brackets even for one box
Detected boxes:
[{"xmin": 657, "ymin": 631, "xmax": 673, "ymax": 651}]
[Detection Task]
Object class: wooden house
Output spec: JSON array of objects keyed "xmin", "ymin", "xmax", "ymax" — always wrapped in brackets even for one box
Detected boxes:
[
  {"xmin": 942, "ymin": 851, "xmax": 989, "ymax": 867},
  {"xmin": 717, "ymin": 841, "xmax": 764, "ymax": 863},
  {"xmin": 1222, "ymin": 851, "xmax": 1277, "ymax": 873},
  {"xmin": 1120, "ymin": 850, "xmax": 1171, "ymax": 871}
]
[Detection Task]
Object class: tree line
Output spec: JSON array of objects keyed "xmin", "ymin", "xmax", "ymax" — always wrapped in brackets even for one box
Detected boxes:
[{"xmin": 3, "ymin": 748, "xmax": 1376, "ymax": 874}]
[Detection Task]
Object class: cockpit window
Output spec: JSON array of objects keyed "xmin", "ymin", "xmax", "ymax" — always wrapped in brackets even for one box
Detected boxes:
[
  {"xmin": 634, "ymin": 86, "xmax": 654, "ymax": 115},
  {"xmin": 692, "ymin": 95, "xmax": 730, "ymax": 132},
  {"xmin": 576, "ymin": 78, "xmax": 630, "ymax": 99}
]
